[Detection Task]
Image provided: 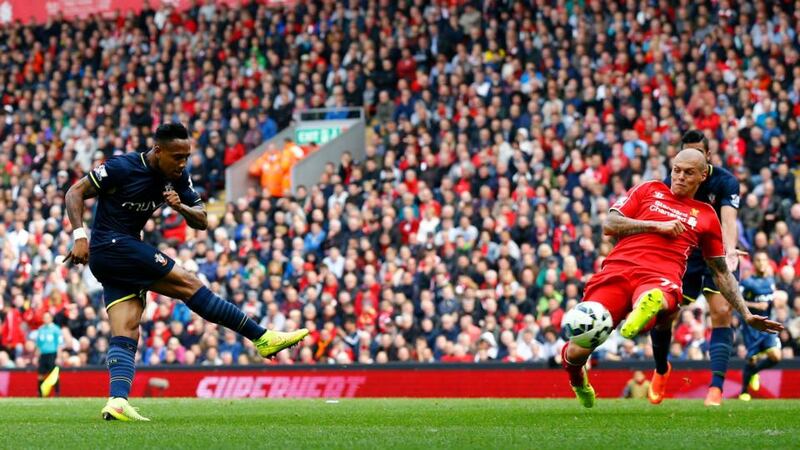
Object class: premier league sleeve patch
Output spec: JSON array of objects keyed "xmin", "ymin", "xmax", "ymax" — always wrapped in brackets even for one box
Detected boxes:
[
  {"xmin": 154, "ymin": 252, "xmax": 168, "ymax": 266},
  {"xmin": 93, "ymin": 164, "xmax": 108, "ymax": 180}
]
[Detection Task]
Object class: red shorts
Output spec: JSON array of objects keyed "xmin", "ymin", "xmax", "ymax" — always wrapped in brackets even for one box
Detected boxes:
[{"xmin": 582, "ymin": 264, "xmax": 682, "ymax": 327}]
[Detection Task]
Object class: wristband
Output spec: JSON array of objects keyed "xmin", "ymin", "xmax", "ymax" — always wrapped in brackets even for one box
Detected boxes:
[{"xmin": 73, "ymin": 227, "xmax": 88, "ymax": 240}]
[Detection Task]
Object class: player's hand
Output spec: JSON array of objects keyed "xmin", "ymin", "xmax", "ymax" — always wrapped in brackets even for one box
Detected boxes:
[
  {"xmin": 725, "ymin": 253, "xmax": 739, "ymax": 272},
  {"xmin": 656, "ymin": 219, "xmax": 686, "ymax": 237},
  {"xmin": 725, "ymin": 249, "xmax": 747, "ymax": 272},
  {"xmin": 745, "ymin": 314, "xmax": 784, "ymax": 334},
  {"xmin": 65, "ymin": 238, "xmax": 89, "ymax": 265},
  {"xmin": 163, "ymin": 189, "xmax": 182, "ymax": 209}
]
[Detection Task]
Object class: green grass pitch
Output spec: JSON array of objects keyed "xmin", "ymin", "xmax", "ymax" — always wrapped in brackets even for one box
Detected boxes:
[{"xmin": 0, "ymin": 398, "xmax": 797, "ymax": 449}]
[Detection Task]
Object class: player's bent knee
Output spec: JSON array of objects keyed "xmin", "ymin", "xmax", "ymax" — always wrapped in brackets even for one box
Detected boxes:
[
  {"xmin": 107, "ymin": 298, "xmax": 144, "ymax": 338},
  {"xmin": 125, "ymin": 315, "xmax": 141, "ymax": 332},
  {"xmin": 709, "ymin": 309, "xmax": 732, "ymax": 327},
  {"xmin": 655, "ymin": 307, "xmax": 680, "ymax": 330},
  {"xmin": 110, "ymin": 322, "xmax": 140, "ymax": 340}
]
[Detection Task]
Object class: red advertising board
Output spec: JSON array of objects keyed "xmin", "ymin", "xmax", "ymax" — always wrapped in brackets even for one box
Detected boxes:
[
  {"xmin": 2, "ymin": 366, "xmax": 799, "ymax": 399},
  {"xmin": 0, "ymin": 0, "xmax": 294, "ymax": 24}
]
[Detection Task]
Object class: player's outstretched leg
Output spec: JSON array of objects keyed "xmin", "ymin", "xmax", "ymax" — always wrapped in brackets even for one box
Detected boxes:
[
  {"xmin": 184, "ymin": 286, "xmax": 309, "ymax": 358},
  {"xmin": 151, "ymin": 267, "xmax": 309, "ymax": 359},
  {"xmin": 621, "ymin": 289, "xmax": 665, "ymax": 339},
  {"xmin": 561, "ymin": 343, "xmax": 595, "ymax": 408},
  {"xmin": 102, "ymin": 300, "xmax": 149, "ymax": 421}
]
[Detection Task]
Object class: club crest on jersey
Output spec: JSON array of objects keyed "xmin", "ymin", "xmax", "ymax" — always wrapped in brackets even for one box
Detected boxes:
[
  {"xmin": 708, "ymin": 193, "xmax": 716, "ymax": 204},
  {"xmin": 154, "ymin": 253, "xmax": 167, "ymax": 266},
  {"xmin": 690, "ymin": 208, "xmax": 699, "ymax": 216}
]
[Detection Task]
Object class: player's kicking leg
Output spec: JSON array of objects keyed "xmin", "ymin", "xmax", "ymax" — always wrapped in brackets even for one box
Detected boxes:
[
  {"xmin": 102, "ymin": 298, "xmax": 149, "ymax": 421},
  {"xmin": 561, "ymin": 342, "xmax": 596, "ymax": 408},
  {"xmin": 564, "ymin": 275, "xmax": 629, "ymax": 407},
  {"xmin": 149, "ymin": 265, "xmax": 309, "ymax": 358}
]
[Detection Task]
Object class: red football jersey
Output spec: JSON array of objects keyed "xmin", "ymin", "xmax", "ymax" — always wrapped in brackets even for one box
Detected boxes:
[{"xmin": 605, "ymin": 180, "xmax": 725, "ymax": 286}]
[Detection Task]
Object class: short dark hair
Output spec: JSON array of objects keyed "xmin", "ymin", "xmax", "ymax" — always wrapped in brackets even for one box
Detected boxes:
[
  {"xmin": 154, "ymin": 123, "xmax": 189, "ymax": 142},
  {"xmin": 681, "ymin": 129, "xmax": 708, "ymax": 152}
]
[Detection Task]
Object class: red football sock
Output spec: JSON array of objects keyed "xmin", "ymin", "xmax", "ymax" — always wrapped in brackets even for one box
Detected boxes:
[{"xmin": 561, "ymin": 344, "xmax": 586, "ymax": 387}]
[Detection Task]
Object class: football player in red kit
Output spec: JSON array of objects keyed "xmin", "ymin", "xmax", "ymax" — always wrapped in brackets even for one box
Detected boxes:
[{"xmin": 562, "ymin": 148, "xmax": 783, "ymax": 408}]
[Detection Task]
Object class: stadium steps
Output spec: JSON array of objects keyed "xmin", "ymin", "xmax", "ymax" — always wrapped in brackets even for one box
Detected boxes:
[{"xmin": 207, "ymin": 192, "xmax": 226, "ymax": 220}]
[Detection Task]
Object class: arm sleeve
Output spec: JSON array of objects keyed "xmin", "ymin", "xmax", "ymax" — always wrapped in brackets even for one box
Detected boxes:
[
  {"xmin": 739, "ymin": 278, "xmax": 753, "ymax": 300},
  {"xmin": 249, "ymin": 155, "xmax": 264, "ymax": 177},
  {"xmin": 610, "ymin": 181, "xmax": 652, "ymax": 217},
  {"xmin": 718, "ymin": 174, "xmax": 741, "ymax": 209},
  {"xmin": 700, "ymin": 210, "xmax": 726, "ymax": 259},
  {"xmin": 176, "ymin": 173, "xmax": 203, "ymax": 206},
  {"xmin": 86, "ymin": 157, "xmax": 125, "ymax": 194}
]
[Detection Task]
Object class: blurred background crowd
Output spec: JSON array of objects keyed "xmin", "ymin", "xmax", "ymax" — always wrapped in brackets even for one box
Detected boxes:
[{"xmin": 1, "ymin": 0, "xmax": 800, "ymax": 370}]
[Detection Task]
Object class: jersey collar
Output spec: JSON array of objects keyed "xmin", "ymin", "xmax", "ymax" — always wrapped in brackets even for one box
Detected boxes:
[{"xmin": 140, "ymin": 152, "xmax": 158, "ymax": 174}]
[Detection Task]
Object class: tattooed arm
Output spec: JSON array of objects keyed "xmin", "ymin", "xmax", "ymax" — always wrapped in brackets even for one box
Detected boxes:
[
  {"xmin": 603, "ymin": 210, "xmax": 686, "ymax": 238},
  {"xmin": 706, "ymin": 256, "xmax": 784, "ymax": 333}
]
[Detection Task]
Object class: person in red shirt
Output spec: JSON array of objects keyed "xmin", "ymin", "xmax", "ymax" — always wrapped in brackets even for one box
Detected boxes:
[
  {"xmin": 395, "ymin": 48, "xmax": 417, "ymax": 82},
  {"xmin": 1, "ymin": 301, "xmax": 26, "ymax": 353},
  {"xmin": 223, "ymin": 132, "xmax": 246, "ymax": 167},
  {"xmin": 562, "ymin": 149, "xmax": 783, "ymax": 408}
]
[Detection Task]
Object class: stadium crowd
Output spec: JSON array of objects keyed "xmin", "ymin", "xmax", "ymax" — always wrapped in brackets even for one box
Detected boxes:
[{"xmin": 1, "ymin": 0, "xmax": 800, "ymax": 370}]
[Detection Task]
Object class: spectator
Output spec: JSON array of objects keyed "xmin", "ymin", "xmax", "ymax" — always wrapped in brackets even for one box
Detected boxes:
[{"xmin": 623, "ymin": 371, "xmax": 651, "ymax": 399}]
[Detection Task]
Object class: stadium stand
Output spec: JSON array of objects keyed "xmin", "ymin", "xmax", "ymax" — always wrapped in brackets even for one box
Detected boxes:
[{"xmin": 0, "ymin": 0, "xmax": 799, "ymax": 369}]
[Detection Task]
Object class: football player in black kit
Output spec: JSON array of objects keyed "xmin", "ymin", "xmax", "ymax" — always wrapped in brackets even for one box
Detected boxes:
[
  {"xmin": 65, "ymin": 123, "xmax": 308, "ymax": 421},
  {"xmin": 649, "ymin": 130, "xmax": 743, "ymax": 406}
]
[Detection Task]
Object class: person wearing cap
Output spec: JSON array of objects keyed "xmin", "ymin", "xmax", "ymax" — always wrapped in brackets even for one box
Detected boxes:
[{"xmin": 475, "ymin": 331, "xmax": 498, "ymax": 362}]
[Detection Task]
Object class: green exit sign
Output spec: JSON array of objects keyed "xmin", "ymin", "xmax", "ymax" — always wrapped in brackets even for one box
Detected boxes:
[{"xmin": 295, "ymin": 127, "xmax": 343, "ymax": 145}]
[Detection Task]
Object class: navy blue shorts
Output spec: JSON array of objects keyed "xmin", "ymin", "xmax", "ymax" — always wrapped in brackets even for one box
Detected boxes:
[
  {"xmin": 681, "ymin": 254, "xmax": 739, "ymax": 303},
  {"xmin": 742, "ymin": 324, "xmax": 781, "ymax": 359},
  {"xmin": 88, "ymin": 235, "xmax": 175, "ymax": 310}
]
